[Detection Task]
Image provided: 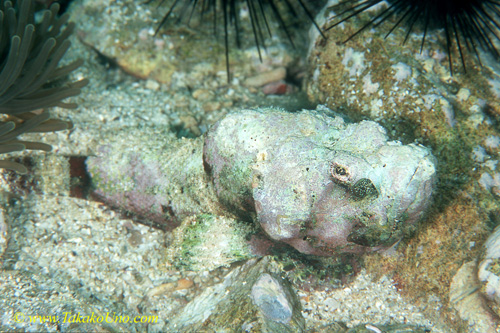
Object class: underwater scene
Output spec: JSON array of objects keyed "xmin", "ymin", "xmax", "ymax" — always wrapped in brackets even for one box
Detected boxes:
[{"xmin": 1, "ymin": 0, "xmax": 500, "ymax": 331}]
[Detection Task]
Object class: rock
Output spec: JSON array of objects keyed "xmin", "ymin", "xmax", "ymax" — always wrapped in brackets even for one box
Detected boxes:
[
  {"xmin": 145, "ymin": 278, "xmax": 193, "ymax": 298},
  {"xmin": 203, "ymin": 107, "xmax": 437, "ymax": 256},
  {"xmin": 479, "ymin": 226, "xmax": 500, "ymax": 304},
  {"xmin": 450, "ymin": 260, "xmax": 500, "ymax": 332},
  {"xmin": 73, "ymin": 0, "xmax": 301, "ymax": 85},
  {"xmin": 262, "ymin": 81, "xmax": 295, "ymax": 95},
  {"xmin": 307, "ymin": 3, "xmax": 500, "ymax": 132},
  {"xmin": 145, "ymin": 79, "xmax": 160, "ymax": 91},
  {"xmin": 192, "ymin": 89, "xmax": 214, "ymax": 101},
  {"xmin": 244, "ymin": 67, "xmax": 287, "ymax": 87},
  {"xmin": 251, "ymin": 273, "xmax": 293, "ymax": 324},
  {"xmin": 166, "ymin": 257, "xmax": 305, "ymax": 332}
]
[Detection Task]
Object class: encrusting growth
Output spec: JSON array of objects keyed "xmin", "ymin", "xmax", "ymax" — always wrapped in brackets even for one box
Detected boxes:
[
  {"xmin": 148, "ymin": 0, "xmax": 324, "ymax": 81},
  {"xmin": 327, "ymin": 0, "xmax": 500, "ymax": 74}
]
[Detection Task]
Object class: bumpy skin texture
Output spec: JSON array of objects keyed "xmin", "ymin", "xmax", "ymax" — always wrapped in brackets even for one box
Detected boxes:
[{"xmin": 203, "ymin": 107, "xmax": 437, "ymax": 256}]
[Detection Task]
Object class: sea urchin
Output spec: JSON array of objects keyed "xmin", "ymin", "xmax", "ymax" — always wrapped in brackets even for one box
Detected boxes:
[
  {"xmin": 326, "ymin": 0, "xmax": 500, "ymax": 74},
  {"xmin": 148, "ymin": 0, "xmax": 325, "ymax": 81}
]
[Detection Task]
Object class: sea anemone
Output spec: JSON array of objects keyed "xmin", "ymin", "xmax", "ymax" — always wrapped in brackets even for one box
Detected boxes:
[
  {"xmin": 326, "ymin": 0, "xmax": 500, "ymax": 74},
  {"xmin": 147, "ymin": 0, "xmax": 325, "ymax": 80},
  {"xmin": 0, "ymin": 0, "xmax": 87, "ymax": 174}
]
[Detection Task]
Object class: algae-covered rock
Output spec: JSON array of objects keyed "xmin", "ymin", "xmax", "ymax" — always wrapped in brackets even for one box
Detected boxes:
[
  {"xmin": 203, "ymin": 107, "xmax": 437, "ymax": 256},
  {"xmin": 166, "ymin": 257, "xmax": 305, "ymax": 332}
]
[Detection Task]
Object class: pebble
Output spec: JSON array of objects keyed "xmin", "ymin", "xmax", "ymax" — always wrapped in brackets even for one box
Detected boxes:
[
  {"xmin": 146, "ymin": 278, "xmax": 193, "ymax": 297},
  {"xmin": 192, "ymin": 89, "xmax": 214, "ymax": 101},
  {"xmin": 145, "ymin": 79, "xmax": 160, "ymax": 91},
  {"xmin": 449, "ymin": 261, "xmax": 499, "ymax": 332},
  {"xmin": 251, "ymin": 273, "xmax": 293, "ymax": 324},
  {"xmin": 179, "ymin": 115, "xmax": 201, "ymax": 136},
  {"xmin": 262, "ymin": 80, "xmax": 293, "ymax": 95},
  {"xmin": 202, "ymin": 101, "xmax": 222, "ymax": 113},
  {"xmin": 175, "ymin": 278, "xmax": 194, "ymax": 290},
  {"xmin": 479, "ymin": 226, "xmax": 500, "ymax": 303},
  {"xmin": 244, "ymin": 67, "xmax": 287, "ymax": 87}
]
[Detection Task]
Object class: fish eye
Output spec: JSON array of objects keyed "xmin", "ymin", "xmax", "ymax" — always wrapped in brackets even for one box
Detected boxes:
[
  {"xmin": 335, "ymin": 166, "xmax": 347, "ymax": 175},
  {"xmin": 330, "ymin": 162, "xmax": 351, "ymax": 183}
]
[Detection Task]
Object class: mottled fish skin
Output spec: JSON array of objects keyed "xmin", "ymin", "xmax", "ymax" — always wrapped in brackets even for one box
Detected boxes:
[{"xmin": 203, "ymin": 107, "xmax": 437, "ymax": 256}]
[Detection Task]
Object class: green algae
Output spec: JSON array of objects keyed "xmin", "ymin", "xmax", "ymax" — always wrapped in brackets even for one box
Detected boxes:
[{"xmin": 165, "ymin": 214, "xmax": 258, "ymax": 271}]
